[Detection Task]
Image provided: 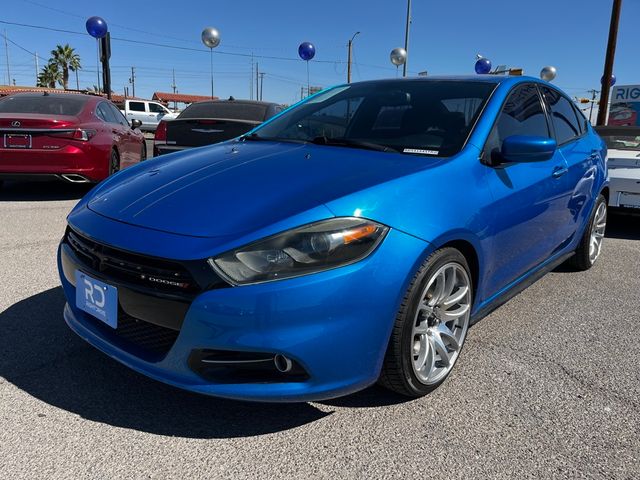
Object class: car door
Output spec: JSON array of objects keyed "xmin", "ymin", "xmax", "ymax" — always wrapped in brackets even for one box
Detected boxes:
[
  {"xmin": 148, "ymin": 102, "xmax": 168, "ymax": 128},
  {"xmin": 126, "ymin": 101, "xmax": 148, "ymax": 129},
  {"xmin": 482, "ymin": 83, "xmax": 571, "ymax": 292},
  {"xmin": 540, "ymin": 86, "xmax": 599, "ymax": 243},
  {"xmin": 107, "ymin": 103, "xmax": 139, "ymax": 167},
  {"xmin": 96, "ymin": 102, "xmax": 127, "ymax": 167}
]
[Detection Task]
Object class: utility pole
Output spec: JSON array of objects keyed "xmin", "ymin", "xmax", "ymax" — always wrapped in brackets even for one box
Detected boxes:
[
  {"xmin": 347, "ymin": 31, "xmax": 360, "ymax": 83},
  {"xmin": 171, "ymin": 68, "xmax": 178, "ymax": 110},
  {"xmin": 588, "ymin": 89, "xmax": 600, "ymax": 124},
  {"xmin": 250, "ymin": 53, "xmax": 254, "ymax": 100},
  {"xmin": 403, "ymin": 0, "xmax": 412, "ymax": 77},
  {"xmin": 255, "ymin": 62, "xmax": 259, "ymax": 101},
  {"xmin": 129, "ymin": 66, "xmax": 136, "ymax": 98},
  {"xmin": 597, "ymin": 0, "xmax": 623, "ymax": 126},
  {"xmin": 4, "ymin": 30, "xmax": 10, "ymax": 86},
  {"xmin": 259, "ymin": 72, "xmax": 265, "ymax": 101},
  {"xmin": 34, "ymin": 51, "xmax": 38, "ymax": 85}
]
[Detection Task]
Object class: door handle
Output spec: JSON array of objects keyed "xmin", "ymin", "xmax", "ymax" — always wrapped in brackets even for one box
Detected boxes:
[{"xmin": 552, "ymin": 166, "xmax": 568, "ymax": 178}]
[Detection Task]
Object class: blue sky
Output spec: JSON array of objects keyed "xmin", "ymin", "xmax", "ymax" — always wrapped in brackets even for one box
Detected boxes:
[{"xmin": 2, "ymin": 0, "xmax": 639, "ymax": 105}]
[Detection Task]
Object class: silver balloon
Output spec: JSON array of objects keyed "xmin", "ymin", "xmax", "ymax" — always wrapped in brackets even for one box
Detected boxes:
[
  {"xmin": 540, "ymin": 66, "xmax": 557, "ymax": 82},
  {"xmin": 390, "ymin": 48, "xmax": 407, "ymax": 66},
  {"xmin": 201, "ymin": 27, "xmax": 221, "ymax": 49}
]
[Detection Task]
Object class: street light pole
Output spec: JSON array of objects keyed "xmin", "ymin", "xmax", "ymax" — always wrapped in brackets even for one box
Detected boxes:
[
  {"xmin": 597, "ymin": 0, "xmax": 623, "ymax": 126},
  {"xmin": 347, "ymin": 31, "xmax": 360, "ymax": 83},
  {"xmin": 403, "ymin": 0, "xmax": 412, "ymax": 77}
]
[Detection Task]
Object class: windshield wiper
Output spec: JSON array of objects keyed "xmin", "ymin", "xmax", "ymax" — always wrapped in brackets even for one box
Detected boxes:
[{"xmin": 310, "ymin": 136, "xmax": 392, "ymax": 152}]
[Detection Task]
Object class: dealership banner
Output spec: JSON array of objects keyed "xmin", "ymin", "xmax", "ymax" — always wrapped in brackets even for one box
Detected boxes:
[{"xmin": 609, "ymin": 85, "xmax": 640, "ymax": 127}]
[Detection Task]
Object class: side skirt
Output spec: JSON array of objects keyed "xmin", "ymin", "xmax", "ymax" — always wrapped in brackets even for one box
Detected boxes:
[{"xmin": 469, "ymin": 251, "xmax": 575, "ymax": 325}]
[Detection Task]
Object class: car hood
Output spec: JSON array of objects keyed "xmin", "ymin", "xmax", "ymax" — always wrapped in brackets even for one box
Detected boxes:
[{"xmin": 87, "ymin": 141, "xmax": 431, "ymax": 238}]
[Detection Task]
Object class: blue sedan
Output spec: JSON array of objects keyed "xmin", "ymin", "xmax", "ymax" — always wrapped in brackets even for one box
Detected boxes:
[{"xmin": 58, "ymin": 76, "xmax": 608, "ymax": 401}]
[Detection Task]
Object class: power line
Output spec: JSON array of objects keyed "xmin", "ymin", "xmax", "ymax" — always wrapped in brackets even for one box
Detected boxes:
[{"xmin": 0, "ymin": 19, "xmax": 399, "ymax": 70}]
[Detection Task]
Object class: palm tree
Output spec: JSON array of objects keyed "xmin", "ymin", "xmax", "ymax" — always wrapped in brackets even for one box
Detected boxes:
[
  {"xmin": 50, "ymin": 44, "xmax": 81, "ymax": 90},
  {"xmin": 37, "ymin": 62, "xmax": 62, "ymax": 88}
]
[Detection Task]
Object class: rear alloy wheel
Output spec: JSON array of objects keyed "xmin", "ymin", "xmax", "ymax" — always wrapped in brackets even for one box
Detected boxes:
[
  {"xmin": 570, "ymin": 194, "xmax": 607, "ymax": 270},
  {"xmin": 379, "ymin": 248, "xmax": 472, "ymax": 397},
  {"xmin": 109, "ymin": 149, "xmax": 120, "ymax": 176}
]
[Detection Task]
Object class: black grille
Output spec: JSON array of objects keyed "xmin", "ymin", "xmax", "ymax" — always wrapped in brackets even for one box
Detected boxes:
[
  {"xmin": 65, "ymin": 228, "xmax": 200, "ymax": 295},
  {"xmin": 86, "ymin": 309, "xmax": 180, "ymax": 360}
]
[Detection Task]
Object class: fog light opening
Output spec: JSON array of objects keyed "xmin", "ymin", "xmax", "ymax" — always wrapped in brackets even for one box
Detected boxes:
[{"xmin": 274, "ymin": 354, "xmax": 293, "ymax": 373}]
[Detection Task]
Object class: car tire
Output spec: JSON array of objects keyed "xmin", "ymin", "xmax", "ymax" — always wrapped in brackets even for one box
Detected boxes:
[
  {"xmin": 569, "ymin": 194, "xmax": 607, "ymax": 271},
  {"xmin": 379, "ymin": 247, "xmax": 473, "ymax": 397},
  {"xmin": 109, "ymin": 149, "xmax": 120, "ymax": 176}
]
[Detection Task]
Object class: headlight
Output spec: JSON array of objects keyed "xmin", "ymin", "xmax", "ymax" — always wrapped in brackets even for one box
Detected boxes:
[{"xmin": 209, "ymin": 217, "xmax": 388, "ymax": 285}]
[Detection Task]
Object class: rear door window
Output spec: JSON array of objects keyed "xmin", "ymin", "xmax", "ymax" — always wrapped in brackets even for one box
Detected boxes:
[
  {"xmin": 107, "ymin": 103, "xmax": 129, "ymax": 126},
  {"xmin": 96, "ymin": 103, "xmax": 117, "ymax": 123},
  {"xmin": 541, "ymin": 87, "xmax": 582, "ymax": 145},
  {"xmin": 128, "ymin": 101, "xmax": 146, "ymax": 112}
]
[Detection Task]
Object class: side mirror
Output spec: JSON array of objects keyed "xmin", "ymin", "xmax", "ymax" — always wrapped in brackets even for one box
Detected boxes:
[
  {"xmin": 500, "ymin": 135, "xmax": 557, "ymax": 163},
  {"xmin": 130, "ymin": 119, "xmax": 143, "ymax": 129}
]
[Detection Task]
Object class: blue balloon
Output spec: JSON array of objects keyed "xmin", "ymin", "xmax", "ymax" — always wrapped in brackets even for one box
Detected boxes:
[
  {"xmin": 601, "ymin": 74, "xmax": 616, "ymax": 87},
  {"xmin": 475, "ymin": 57, "xmax": 492, "ymax": 74},
  {"xmin": 298, "ymin": 42, "xmax": 316, "ymax": 61},
  {"xmin": 86, "ymin": 16, "xmax": 108, "ymax": 39}
]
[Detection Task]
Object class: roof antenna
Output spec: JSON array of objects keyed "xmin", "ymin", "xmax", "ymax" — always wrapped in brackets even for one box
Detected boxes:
[{"xmin": 228, "ymin": 95, "xmax": 235, "ymax": 101}]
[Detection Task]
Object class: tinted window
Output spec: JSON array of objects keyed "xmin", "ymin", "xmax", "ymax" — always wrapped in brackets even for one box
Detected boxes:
[
  {"xmin": 572, "ymin": 103, "xmax": 588, "ymax": 135},
  {"xmin": 128, "ymin": 101, "xmax": 146, "ymax": 112},
  {"xmin": 107, "ymin": 103, "xmax": 128, "ymax": 126},
  {"xmin": 542, "ymin": 87, "xmax": 582, "ymax": 144},
  {"xmin": 149, "ymin": 103, "xmax": 167, "ymax": 113},
  {"xmin": 484, "ymin": 83, "xmax": 549, "ymax": 159},
  {"xmin": 253, "ymin": 81, "xmax": 496, "ymax": 157},
  {"xmin": 179, "ymin": 102, "xmax": 269, "ymax": 121},
  {"xmin": 96, "ymin": 103, "xmax": 116, "ymax": 123},
  {"xmin": 0, "ymin": 95, "xmax": 87, "ymax": 115}
]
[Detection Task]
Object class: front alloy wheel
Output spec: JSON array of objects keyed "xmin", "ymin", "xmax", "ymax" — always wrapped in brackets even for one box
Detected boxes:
[{"xmin": 379, "ymin": 248, "xmax": 473, "ymax": 397}]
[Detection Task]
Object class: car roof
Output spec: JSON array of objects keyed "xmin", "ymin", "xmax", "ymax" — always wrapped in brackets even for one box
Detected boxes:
[
  {"xmin": 3, "ymin": 92, "xmax": 99, "ymax": 102},
  {"xmin": 189, "ymin": 99, "xmax": 279, "ymax": 107},
  {"xmin": 347, "ymin": 75, "xmax": 541, "ymax": 87}
]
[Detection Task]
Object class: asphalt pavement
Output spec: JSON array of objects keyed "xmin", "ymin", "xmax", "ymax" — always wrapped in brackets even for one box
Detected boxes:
[{"xmin": 0, "ymin": 178, "xmax": 638, "ymax": 479}]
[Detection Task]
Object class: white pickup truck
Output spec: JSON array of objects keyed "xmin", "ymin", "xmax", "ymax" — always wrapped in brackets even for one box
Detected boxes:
[{"xmin": 120, "ymin": 100, "xmax": 178, "ymax": 132}]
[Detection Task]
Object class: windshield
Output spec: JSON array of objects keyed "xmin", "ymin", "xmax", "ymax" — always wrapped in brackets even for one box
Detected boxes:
[
  {"xmin": 250, "ymin": 80, "xmax": 495, "ymax": 156},
  {"xmin": 600, "ymin": 134, "xmax": 640, "ymax": 151}
]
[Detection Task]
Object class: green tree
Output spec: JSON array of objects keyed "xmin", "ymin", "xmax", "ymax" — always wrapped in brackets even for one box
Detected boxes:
[
  {"xmin": 50, "ymin": 44, "xmax": 81, "ymax": 90},
  {"xmin": 37, "ymin": 62, "xmax": 62, "ymax": 88}
]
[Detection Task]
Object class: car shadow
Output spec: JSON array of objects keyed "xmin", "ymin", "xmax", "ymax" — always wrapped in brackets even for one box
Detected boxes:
[
  {"xmin": 606, "ymin": 211, "xmax": 640, "ymax": 240},
  {"xmin": 0, "ymin": 181, "xmax": 93, "ymax": 201},
  {"xmin": 0, "ymin": 287, "xmax": 332, "ymax": 438}
]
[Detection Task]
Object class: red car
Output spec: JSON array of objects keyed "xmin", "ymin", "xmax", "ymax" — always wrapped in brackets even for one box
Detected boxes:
[{"xmin": 0, "ymin": 92, "xmax": 146, "ymax": 185}]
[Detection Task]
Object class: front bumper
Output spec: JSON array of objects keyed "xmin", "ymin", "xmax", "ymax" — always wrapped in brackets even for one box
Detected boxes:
[{"xmin": 58, "ymin": 226, "xmax": 427, "ymax": 402}]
